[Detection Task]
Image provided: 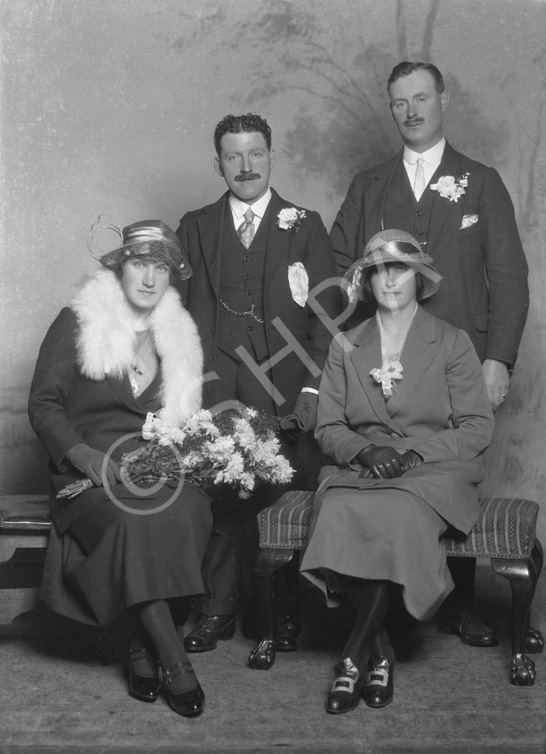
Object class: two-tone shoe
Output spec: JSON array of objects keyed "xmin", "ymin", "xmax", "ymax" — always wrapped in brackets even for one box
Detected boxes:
[
  {"xmin": 362, "ymin": 655, "xmax": 395, "ymax": 708},
  {"xmin": 325, "ymin": 658, "xmax": 365, "ymax": 714}
]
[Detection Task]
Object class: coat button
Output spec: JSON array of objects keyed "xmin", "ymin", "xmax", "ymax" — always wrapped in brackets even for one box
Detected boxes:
[{"xmin": 208, "ymin": 356, "xmax": 214, "ymax": 362}]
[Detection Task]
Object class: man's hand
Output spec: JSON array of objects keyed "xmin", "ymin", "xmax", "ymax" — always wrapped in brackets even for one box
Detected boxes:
[
  {"xmin": 357, "ymin": 445, "xmax": 403, "ymax": 479},
  {"xmin": 66, "ymin": 443, "xmax": 122, "ymax": 487},
  {"xmin": 482, "ymin": 359, "xmax": 510, "ymax": 411},
  {"xmin": 279, "ymin": 391, "xmax": 318, "ymax": 442}
]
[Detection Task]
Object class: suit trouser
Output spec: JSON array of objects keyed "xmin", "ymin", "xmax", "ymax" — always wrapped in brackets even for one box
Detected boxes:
[{"xmin": 196, "ymin": 347, "xmax": 321, "ymax": 617}]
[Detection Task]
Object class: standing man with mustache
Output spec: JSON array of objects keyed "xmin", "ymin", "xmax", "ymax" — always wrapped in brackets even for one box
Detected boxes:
[
  {"xmin": 330, "ymin": 62, "xmax": 529, "ymax": 648},
  {"xmin": 176, "ymin": 113, "xmax": 340, "ymax": 653}
]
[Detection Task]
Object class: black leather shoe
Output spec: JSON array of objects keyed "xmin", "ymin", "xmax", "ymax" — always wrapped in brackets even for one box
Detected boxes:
[
  {"xmin": 438, "ymin": 609, "xmax": 499, "ymax": 647},
  {"xmin": 128, "ymin": 648, "xmax": 161, "ymax": 703},
  {"xmin": 163, "ymin": 662, "xmax": 204, "ymax": 718},
  {"xmin": 325, "ymin": 658, "xmax": 364, "ymax": 714},
  {"xmin": 184, "ymin": 615, "xmax": 236, "ymax": 653},
  {"xmin": 362, "ymin": 655, "xmax": 394, "ymax": 708},
  {"xmin": 241, "ymin": 615, "xmax": 298, "ymax": 652},
  {"xmin": 274, "ymin": 618, "xmax": 298, "ymax": 652}
]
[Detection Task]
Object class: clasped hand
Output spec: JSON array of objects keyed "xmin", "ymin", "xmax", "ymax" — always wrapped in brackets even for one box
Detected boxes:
[
  {"xmin": 357, "ymin": 446, "xmax": 422, "ymax": 479},
  {"xmin": 66, "ymin": 443, "xmax": 122, "ymax": 487}
]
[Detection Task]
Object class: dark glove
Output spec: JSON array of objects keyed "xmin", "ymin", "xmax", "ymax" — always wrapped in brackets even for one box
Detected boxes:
[
  {"xmin": 400, "ymin": 449, "xmax": 423, "ymax": 474},
  {"xmin": 66, "ymin": 443, "xmax": 121, "ymax": 487},
  {"xmin": 279, "ymin": 392, "xmax": 318, "ymax": 443},
  {"xmin": 357, "ymin": 445, "xmax": 403, "ymax": 479}
]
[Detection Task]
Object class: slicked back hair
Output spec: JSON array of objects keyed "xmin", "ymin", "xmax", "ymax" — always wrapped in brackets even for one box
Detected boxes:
[{"xmin": 388, "ymin": 62, "xmax": 445, "ymax": 94}]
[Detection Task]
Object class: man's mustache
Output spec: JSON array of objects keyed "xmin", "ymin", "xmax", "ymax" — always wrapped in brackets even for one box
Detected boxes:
[{"xmin": 235, "ymin": 173, "xmax": 261, "ymax": 182}]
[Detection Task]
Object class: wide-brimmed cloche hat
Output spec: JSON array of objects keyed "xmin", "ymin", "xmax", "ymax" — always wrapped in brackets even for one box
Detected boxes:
[
  {"xmin": 88, "ymin": 216, "xmax": 192, "ymax": 281},
  {"xmin": 342, "ymin": 229, "xmax": 442, "ymax": 303}
]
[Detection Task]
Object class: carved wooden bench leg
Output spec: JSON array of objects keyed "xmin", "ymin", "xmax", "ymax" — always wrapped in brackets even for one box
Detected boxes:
[
  {"xmin": 491, "ymin": 540, "xmax": 543, "ymax": 686},
  {"xmin": 524, "ymin": 540, "xmax": 545, "ymax": 655},
  {"xmin": 247, "ymin": 547, "xmax": 296, "ymax": 670}
]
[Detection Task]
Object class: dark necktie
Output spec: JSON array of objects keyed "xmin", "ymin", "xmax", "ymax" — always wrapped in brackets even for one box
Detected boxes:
[{"xmin": 238, "ymin": 207, "xmax": 256, "ymax": 248}]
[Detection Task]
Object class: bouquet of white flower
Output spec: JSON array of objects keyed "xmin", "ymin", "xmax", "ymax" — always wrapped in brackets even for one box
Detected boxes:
[{"xmin": 121, "ymin": 407, "xmax": 294, "ymax": 499}]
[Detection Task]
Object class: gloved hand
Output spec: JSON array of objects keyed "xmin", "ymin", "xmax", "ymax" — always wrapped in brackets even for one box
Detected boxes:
[
  {"xmin": 400, "ymin": 449, "xmax": 423, "ymax": 474},
  {"xmin": 279, "ymin": 391, "xmax": 318, "ymax": 443},
  {"xmin": 66, "ymin": 443, "xmax": 121, "ymax": 487},
  {"xmin": 357, "ymin": 445, "xmax": 403, "ymax": 479}
]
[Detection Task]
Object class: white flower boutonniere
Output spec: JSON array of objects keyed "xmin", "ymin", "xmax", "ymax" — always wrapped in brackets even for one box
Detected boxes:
[
  {"xmin": 277, "ymin": 207, "xmax": 306, "ymax": 232},
  {"xmin": 370, "ymin": 361, "xmax": 403, "ymax": 398},
  {"xmin": 430, "ymin": 173, "xmax": 469, "ymax": 203}
]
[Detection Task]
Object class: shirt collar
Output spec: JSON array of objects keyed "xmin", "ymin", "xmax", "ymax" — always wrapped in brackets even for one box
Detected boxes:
[
  {"xmin": 229, "ymin": 188, "xmax": 272, "ymax": 220},
  {"xmin": 403, "ymin": 137, "xmax": 446, "ymax": 165}
]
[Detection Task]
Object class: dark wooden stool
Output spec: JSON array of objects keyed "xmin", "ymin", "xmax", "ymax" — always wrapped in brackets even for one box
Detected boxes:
[
  {"xmin": 0, "ymin": 495, "xmax": 51, "ymax": 623},
  {"xmin": 247, "ymin": 491, "xmax": 544, "ymax": 686}
]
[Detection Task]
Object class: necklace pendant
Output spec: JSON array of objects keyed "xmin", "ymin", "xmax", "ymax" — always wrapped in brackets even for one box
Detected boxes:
[{"xmin": 130, "ymin": 375, "xmax": 140, "ymax": 396}]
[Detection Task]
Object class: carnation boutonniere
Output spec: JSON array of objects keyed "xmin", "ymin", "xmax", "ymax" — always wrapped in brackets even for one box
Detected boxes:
[
  {"xmin": 370, "ymin": 362, "xmax": 403, "ymax": 398},
  {"xmin": 430, "ymin": 173, "xmax": 469, "ymax": 203},
  {"xmin": 277, "ymin": 207, "xmax": 306, "ymax": 232}
]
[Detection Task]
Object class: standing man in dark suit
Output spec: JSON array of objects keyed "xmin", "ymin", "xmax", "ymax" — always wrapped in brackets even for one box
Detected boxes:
[
  {"xmin": 330, "ymin": 62, "xmax": 529, "ymax": 647},
  {"xmin": 176, "ymin": 113, "xmax": 340, "ymax": 652}
]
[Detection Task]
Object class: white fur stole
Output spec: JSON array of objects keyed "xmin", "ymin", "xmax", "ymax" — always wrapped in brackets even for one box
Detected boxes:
[{"xmin": 71, "ymin": 269, "xmax": 203, "ymax": 426}]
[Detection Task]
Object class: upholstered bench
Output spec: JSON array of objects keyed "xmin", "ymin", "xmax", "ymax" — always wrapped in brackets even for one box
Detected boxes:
[
  {"xmin": 0, "ymin": 495, "xmax": 51, "ymax": 623},
  {"xmin": 247, "ymin": 491, "xmax": 544, "ymax": 686}
]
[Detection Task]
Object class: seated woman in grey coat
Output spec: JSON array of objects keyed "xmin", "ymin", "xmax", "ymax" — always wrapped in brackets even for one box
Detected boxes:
[{"xmin": 300, "ymin": 229, "xmax": 494, "ymax": 714}]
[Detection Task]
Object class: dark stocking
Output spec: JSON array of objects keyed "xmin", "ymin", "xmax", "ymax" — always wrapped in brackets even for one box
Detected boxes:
[
  {"xmin": 128, "ymin": 628, "xmax": 158, "ymax": 679},
  {"xmin": 340, "ymin": 578, "xmax": 398, "ymax": 669},
  {"xmin": 443, "ymin": 557, "xmax": 476, "ymax": 613},
  {"xmin": 133, "ymin": 599, "xmax": 196, "ymax": 694},
  {"xmin": 168, "ymin": 597, "xmax": 192, "ymax": 643}
]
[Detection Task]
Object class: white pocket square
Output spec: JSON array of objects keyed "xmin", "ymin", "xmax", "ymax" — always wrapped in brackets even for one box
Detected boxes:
[
  {"xmin": 460, "ymin": 214, "xmax": 478, "ymax": 229},
  {"xmin": 288, "ymin": 262, "xmax": 309, "ymax": 307}
]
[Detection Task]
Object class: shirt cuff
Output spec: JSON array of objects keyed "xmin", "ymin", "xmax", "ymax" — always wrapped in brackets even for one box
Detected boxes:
[{"xmin": 300, "ymin": 387, "xmax": 319, "ymax": 395}]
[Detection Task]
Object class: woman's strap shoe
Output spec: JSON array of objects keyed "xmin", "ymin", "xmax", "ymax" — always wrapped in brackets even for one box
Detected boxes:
[
  {"xmin": 163, "ymin": 662, "xmax": 205, "ymax": 718},
  {"xmin": 362, "ymin": 655, "xmax": 394, "ymax": 708},
  {"xmin": 128, "ymin": 648, "xmax": 161, "ymax": 703},
  {"xmin": 325, "ymin": 658, "xmax": 364, "ymax": 714}
]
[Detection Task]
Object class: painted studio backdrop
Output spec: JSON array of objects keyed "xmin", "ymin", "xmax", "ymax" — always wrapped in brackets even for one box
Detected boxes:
[{"xmin": 1, "ymin": 0, "xmax": 545, "ymax": 551}]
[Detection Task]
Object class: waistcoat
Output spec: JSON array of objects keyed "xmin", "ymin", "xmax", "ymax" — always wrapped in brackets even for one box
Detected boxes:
[{"xmin": 216, "ymin": 208, "xmax": 269, "ymax": 362}]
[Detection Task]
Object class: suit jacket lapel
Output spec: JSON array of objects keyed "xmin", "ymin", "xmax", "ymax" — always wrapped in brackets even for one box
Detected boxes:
[
  {"xmin": 366, "ymin": 152, "xmax": 403, "ymax": 235},
  {"xmin": 426, "ymin": 142, "xmax": 464, "ymax": 255},
  {"xmin": 386, "ymin": 307, "xmax": 437, "ymax": 418},
  {"xmin": 264, "ymin": 190, "xmax": 292, "ymax": 292},
  {"xmin": 196, "ymin": 193, "xmax": 229, "ymax": 296},
  {"xmin": 350, "ymin": 320, "xmax": 402, "ymax": 433}
]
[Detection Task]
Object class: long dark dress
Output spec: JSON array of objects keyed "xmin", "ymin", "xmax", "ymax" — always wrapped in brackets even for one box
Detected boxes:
[{"xmin": 29, "ymin": 308, "xmax": 212, "ymax": 626}]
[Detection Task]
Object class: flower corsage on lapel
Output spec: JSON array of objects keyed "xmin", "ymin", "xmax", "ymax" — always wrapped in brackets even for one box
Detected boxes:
[
  {"xmin": 430, "ymin": 173, "xmax": 469, "ymax": 203},
  {"xmin": 277, "ymin": 207, "xmax": 306, "ymax": 232},
  {"xmin": 370, "ymin": 361, "xmax": 403, "ymax": 398}
]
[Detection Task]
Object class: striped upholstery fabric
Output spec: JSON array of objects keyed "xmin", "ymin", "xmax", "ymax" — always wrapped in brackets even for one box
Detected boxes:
[
  {"xmin": 258, "ymin": 492, "xmax": 539, "ymax": 561},
  {"xmin": 258, "ymin": 491, "xmax": 314, "ymax": 551},
  {"xmin": 445, "ymin": 497, "xmax": 539, "ymax": 559}
]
